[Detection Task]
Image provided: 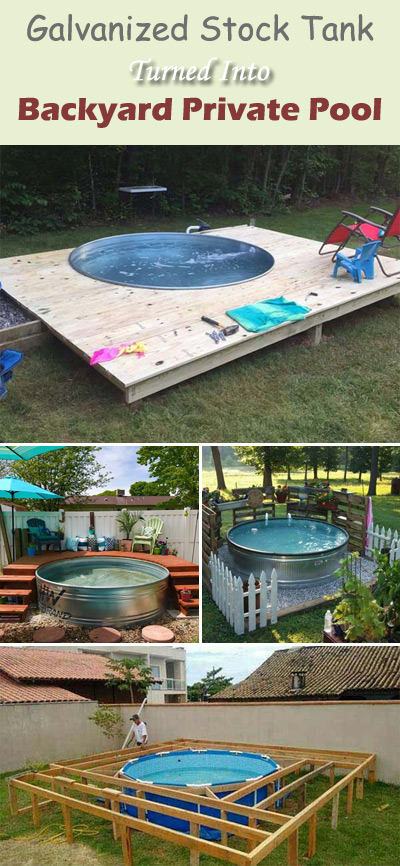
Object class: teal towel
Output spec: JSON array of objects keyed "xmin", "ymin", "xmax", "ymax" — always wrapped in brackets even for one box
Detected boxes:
[{"xmin": 226, "ymin": 296, "xmax": 311, "ymax": 332}]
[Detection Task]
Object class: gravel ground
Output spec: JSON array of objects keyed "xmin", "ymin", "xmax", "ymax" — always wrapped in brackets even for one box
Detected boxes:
[
  {"xmin": 0, "ymin": 293, "xmax": 30, "ymax": 329},
  {"xmin": 0, "ymin": 608, "xmax": 199, "ymax": 643},
  {"xmin": 217, "ymin": 544, "xmax": 376, "ymax": 609}
]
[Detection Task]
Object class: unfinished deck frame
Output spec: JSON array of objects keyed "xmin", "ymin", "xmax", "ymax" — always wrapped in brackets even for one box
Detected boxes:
[
  {"xmin": 1, "ymin": 226, "xmax": 399, "ymax": 404},
  {"xmin": 8, "ymin": 738, "xmax": 376, "ymax": 866}
]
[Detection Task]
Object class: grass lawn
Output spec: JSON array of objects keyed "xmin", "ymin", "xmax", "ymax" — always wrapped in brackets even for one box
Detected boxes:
[
  {"xmin": 202, "ymin": 584, "xmax": 331, "ymax": 643},
  {"xmin": 1, "ymin": 200, "xmax": 399, "ymax": 443},
  {"xmin": 1, "ymin": 769, "xmax": 399, "ymax": 866}
]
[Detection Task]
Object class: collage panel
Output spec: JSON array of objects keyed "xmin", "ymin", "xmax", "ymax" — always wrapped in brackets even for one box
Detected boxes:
[
  {"xmin": 202, "ymin": 445, "xmax": 400, "ymax": 645},
  {"xmin": 0, "ymin": 444, "xmax": 199, "ymax": 645}
]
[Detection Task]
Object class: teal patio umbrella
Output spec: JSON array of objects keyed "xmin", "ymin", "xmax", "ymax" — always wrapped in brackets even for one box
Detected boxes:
[
  {"xmin": 0, "ymin": 477, "xmax": 62, "ymax": 561},
  {"xmin": 0, "ymin": 446, "xmax": 64, "ymax": 461}
]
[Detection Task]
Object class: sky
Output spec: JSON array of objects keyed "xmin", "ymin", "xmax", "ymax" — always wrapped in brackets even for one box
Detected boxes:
[
  {"xmin": 185, "ymin": 645, "xmax": 302, "ymax": 685},
  {"xmin": 89, "ymin": 447, "xmax": 151, "ymax": 494}
]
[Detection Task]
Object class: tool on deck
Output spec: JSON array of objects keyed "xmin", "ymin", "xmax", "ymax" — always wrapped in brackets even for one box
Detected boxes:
[{"xmin": 201, "ymin": 316, "xmax": 239, "ymax": 336}]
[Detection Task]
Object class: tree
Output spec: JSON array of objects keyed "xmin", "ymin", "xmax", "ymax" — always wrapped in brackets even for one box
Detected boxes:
[
  {"xmin": 320, "ymin": 447, "xmax": 341, "ymax": 481},
  {"xmin": 129, "ymin": 480, "xmax": 164, "ymax": 496},
  {"xmin": 0, "ymin": 447, "xmax": 111, "ymax": 511},
  {"xmin": 235, "ymin": 446, "xmax": 304, "ymax": 487},
  {"xmin": 349, "ymin": 447, "xmax": 371, "ymax": 482},
  {"xmin": 304, "ymin": 447, "xmax": 321, "ymax": 479},
  {"xmin": 343, "ymin": 446, "xmax": 349, "ymax": 481},
  {"xmin": 136, "ymin": 447, "xmax": 198, "ymax": 508},
  {"xmin": 368, "ymin": 447, "xmax": 380, "ymax": 496},
  {"xmin": 188, "ymin": 667, "xmax": 233, "ymax": 701},
  {"xmin": 211, "ymin": 446, "xmax": 226, "ymax": 490},
  {"xmin": 88, "ymin": 706, "xmax": 124, "ymax": 740},
  {"xmin": 105, "ymin": 658, "xmax": 154, "ymax": 704}
]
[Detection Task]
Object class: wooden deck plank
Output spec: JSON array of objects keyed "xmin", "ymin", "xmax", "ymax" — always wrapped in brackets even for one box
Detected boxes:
[{"xmin": 1, "ymin": 226, "xmax": 398, "ymax": 403}]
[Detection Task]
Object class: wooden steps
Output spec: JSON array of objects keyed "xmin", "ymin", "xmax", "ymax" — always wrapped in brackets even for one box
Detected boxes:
[
  {"xmin": 0, "ymin": 604, "xmax": 29, "ymax": 622},
  {"xmin": 0, "ymin": 574, "xmax": 37, "ymax": 601},
  {"xmin": 0, "ymin": 589, "xmax": 33, "ymax": 601},
  {"xmin": 169, "ymin": 569, "xmax": 199, "ymax": 616}
]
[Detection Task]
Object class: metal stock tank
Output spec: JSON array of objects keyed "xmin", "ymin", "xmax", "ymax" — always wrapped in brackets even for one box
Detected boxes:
[
  {"xmin": 227, "ymin": 517, "xmax": 349, "ymax": 586},
  {"xmin": 36, "ymin": 556, "xmax": 169, "ymax": 626}
]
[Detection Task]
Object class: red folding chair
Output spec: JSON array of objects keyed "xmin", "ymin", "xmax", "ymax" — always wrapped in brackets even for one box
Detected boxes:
[{"xmin": 319, "ymin": 205, "xmax": 400, "ymax": 276}]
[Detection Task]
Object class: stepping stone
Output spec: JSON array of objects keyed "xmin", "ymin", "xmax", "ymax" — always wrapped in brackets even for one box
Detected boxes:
[
  {"xmin": 33, "ymin": 626, "xmax": 66, "ymax": 643},
  {"xmin": 141, "ymin": 625, "xmax": 175, "ymax": 643},
  {"xmin": 89, "ymin": 627, "xmax": 122, "ymax": 643}
]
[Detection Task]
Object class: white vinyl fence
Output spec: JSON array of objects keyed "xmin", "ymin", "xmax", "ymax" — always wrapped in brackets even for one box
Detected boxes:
[
  {"xmin": 0, "ymin": 507, "xmax": 199, "ymax": 568},
  {"xmin": 366, "ymin": 523, "xmax": 400, "ymax": 564},
  {"xmin": 210, "ymin": 552, "xmax": 278, "ymax": 635}
]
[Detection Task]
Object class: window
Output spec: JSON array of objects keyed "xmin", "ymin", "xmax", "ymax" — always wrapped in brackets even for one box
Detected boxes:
[
  {"xmin": 291, "ymin": 671, "xmax": 306, "ymax": 691},
  {"xmin": 151, "ymin": 665, "xmax": 161, "ymax": 690}
]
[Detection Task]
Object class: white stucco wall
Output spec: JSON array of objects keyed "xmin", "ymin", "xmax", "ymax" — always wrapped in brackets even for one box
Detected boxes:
[{"xmin": 1, "ymin": 700, "xmax": 399, "ymax": 784}]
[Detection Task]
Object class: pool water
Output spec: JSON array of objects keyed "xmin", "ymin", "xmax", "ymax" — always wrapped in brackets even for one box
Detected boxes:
[
  {"xmin": 122, "ymin": 749, "xmax": 278, "ymax": 787},
  {"xmin": 69, "ymin": 232, "xmax": 275, "ymax": 290},
  {"xmin": 52, "ymin": 567, "xmax": 157, "ymax": 588},
  {"xmin": 229, "ymin": 517, "xmax": 347, "ymax": 555}
]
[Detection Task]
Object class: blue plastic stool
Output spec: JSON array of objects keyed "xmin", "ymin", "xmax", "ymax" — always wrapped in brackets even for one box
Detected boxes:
[
  {"xmin": 0, "ymin": 350, "xmax": 23, "ymax": 399},
  {"xmin": 332, "ymin": 240, "xmax": 382, "ymax": 283}
]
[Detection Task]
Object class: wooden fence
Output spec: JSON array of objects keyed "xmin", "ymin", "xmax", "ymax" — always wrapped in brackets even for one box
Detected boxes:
[
  {"xmin": 210, "ymin": 552, "xmax": 278, "ymax": 635},
  {"xmin": 366, "ymin": 523, "xmax": 400, "ymax": 564},
  {"xmin": 202, "ymin": 504, "xmax": 220, "ymax": 591},
  {"xmin": 331, "ymin": 492, "xmax": 368, "ymax": 554}
]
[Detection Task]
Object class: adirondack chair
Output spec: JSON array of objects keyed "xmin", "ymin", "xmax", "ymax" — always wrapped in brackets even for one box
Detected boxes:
[
  {"xmin": 133, "ymin": 517, "xmax": 164, "ymax": 554},
  {"xmin": 332, "ymin": 240, "xmax": 381, "ymax": 284},
  {"xmin": 319, "ymin": 205, "xmax": 400, "ymax": 276},
  {"xmin": 27, "ymin": 518, "xmax": 61, "ymax": 553},
  {"xmin": 0, "ymin": 349, "xmax": 23, "ymax": 399}
]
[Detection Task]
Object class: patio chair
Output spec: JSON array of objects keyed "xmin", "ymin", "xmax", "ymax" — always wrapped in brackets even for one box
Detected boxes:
[
  {"xmin": 27, "ymin": 518, "xmax": 61, "ymax": 554},
  {"xmin": 319, "ymin": 205, "xmax": 400, "ymax": 276},
  {"xmin": 0, "ymin": 349, "xmax": 23, "ymax": 399},
  {"xmin": 132, "ymin": 517, "xmax": 164, "ymax": 554},
  {"xmin": 332, "ymin": 240, "xmax": 382, "ymax": 283}
]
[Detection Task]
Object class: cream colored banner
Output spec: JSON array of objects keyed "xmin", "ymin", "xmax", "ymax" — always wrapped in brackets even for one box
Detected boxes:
[{"xmin": 1, "ymin": 0, "xmax": 398, "ymax": 143}]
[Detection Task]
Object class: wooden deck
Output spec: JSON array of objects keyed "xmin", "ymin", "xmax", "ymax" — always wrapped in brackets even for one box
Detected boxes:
[
  {"xmin": 8, "ymin": 738, "xmax": 376, "ymax": 866},
  {"xmin": 1, "ymin": 225, "xmax": 399, "ymax": 404},
  {"xmin": 0, "ymin": 550, "xmax": 199, "ymax": 621}
]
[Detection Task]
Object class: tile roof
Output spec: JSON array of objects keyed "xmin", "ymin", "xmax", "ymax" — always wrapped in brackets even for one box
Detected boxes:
[
  {"xmin": 0, "ymin": 648, "xmax": 121, "ymax": 682},
  {"xmin": 211, "ymin": 646, "xmax": 400, "ymax": 701},
  {"xmin": 0, "ymin": 671, "xmax": 88, "ymax": 704}
]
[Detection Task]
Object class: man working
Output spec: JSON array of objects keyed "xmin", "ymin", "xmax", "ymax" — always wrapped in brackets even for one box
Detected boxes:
[{"xmin": 126, "ymin": 713, "xmax": 148, "ymax": 747}]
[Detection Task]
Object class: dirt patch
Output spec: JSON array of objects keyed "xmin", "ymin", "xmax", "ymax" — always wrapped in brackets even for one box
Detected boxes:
[{"xmin": 0, "ymin": 838, "xmax": 113, "ymax": 866}]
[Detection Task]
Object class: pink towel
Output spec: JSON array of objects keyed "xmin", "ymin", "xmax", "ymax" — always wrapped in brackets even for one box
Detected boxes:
[{"xmin": 90, "ymin": 341, "xmax": 146, "ymax": 366}]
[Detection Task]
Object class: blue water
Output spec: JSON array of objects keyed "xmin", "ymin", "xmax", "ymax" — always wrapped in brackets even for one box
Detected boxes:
[
  {"xmin": 122, "ymin": 749, "xmax": 278, "ymax": 787},
  {"xmin": 121, "ymin": 749, "xmax": 280, "ymax": 840},
  {"xmin": 69, "ymin": 232, "xmax": 274, "ymax": 290},
  {"xmin": 36, "ymin": 556, "xmax": 167, "ymax": 588},
  {"xmin": 228, "ymin": 518, "xmax": 348, "ymax": 555}
]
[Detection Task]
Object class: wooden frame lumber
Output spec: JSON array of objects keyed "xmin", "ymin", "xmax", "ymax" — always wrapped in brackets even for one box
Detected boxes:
[{"xmin": 8, "ymin": 738, "xmax": 376, "ymax": 866}]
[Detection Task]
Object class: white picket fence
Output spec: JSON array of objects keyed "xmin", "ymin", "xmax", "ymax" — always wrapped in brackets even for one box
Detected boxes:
[
  {"xmin": 210, "ymin": 552, "xmax": 278, "ymax": 635},
  {"xmin": 0, "ymin": 508, "xmax": 199, "ymax": 568},
  {"xmin": 366, "ymin": 522, "xmax": 400, "ymax": 564}
]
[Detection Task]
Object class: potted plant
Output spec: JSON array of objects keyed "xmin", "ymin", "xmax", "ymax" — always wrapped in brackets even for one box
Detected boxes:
[
  {"xmin": 27, "ymin": 541, "xmax": 36, "ymax": 557},
  {"xmin": 372, "ymin": 550, "xmax": 400, "ymax": 639},
  {"xmin": 116, "ymin": 510, "xmax": 143, "ymax": 552},
  {"xmin": 275, "ymin": 485, "xmax": 288, "ymax": 503},
  {"xmin": 180, "ymin": 586, "xmax": 192, "ymax": 603},
  {"xmin": 332, "ymin": 554, "xmax": 386, "ymax": 642},
  {"xmin": 316, "ymin": 488, "xmax": 337, "ymax": 510}
]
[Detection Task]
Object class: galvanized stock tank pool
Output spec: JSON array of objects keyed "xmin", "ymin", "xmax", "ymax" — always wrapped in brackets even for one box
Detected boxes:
[
  {"xmin": 69, "ymin": 232, "xmax": 275, "ymax": 289},
  {"xmin": 119, "ymin": 748, "xmax": 281, "ymax": 840},
  {"xmin": 36, "ymin": 556, "xmax": 169, "ymax": 626},
  {"xmin": 227, "ymin": 517, "xmax": 349, "ymax": 586}
]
